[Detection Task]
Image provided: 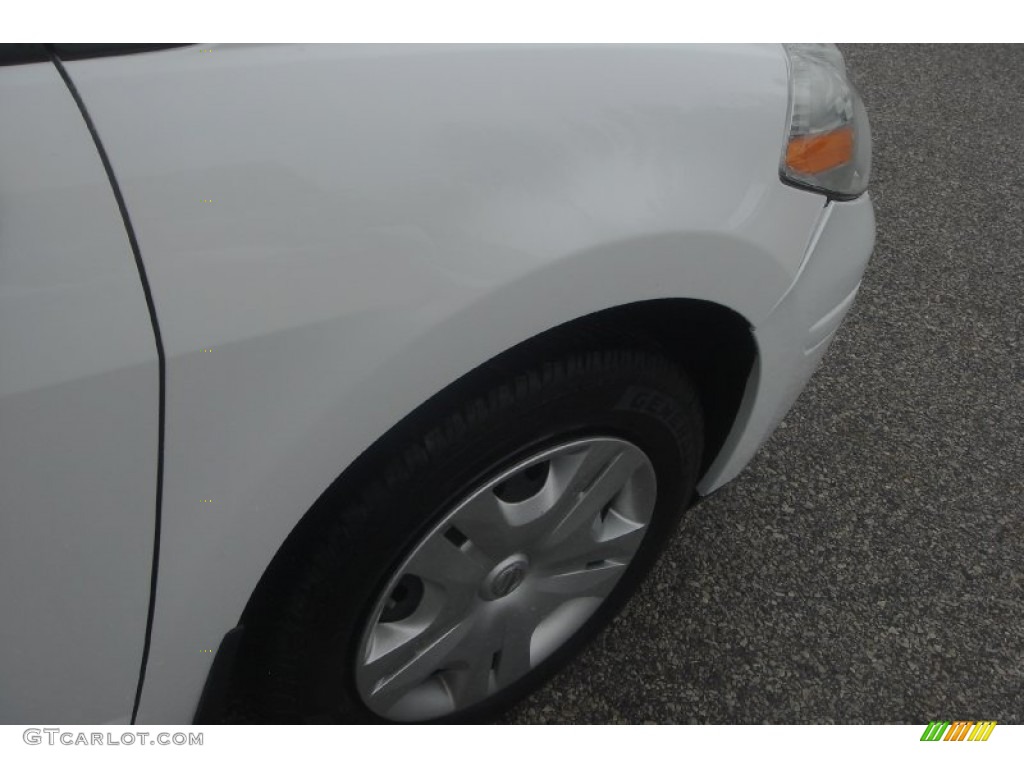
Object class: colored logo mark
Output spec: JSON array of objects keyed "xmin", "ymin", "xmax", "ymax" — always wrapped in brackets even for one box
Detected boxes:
[{"xmin": 920, "ymin": 721, "xmax": 997, "ymax": 742}]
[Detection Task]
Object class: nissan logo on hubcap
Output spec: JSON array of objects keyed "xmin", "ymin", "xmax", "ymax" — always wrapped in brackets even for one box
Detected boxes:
[
  {"xmin": 492, "ymin": 564, "xmax": 525, "ymax": 597},
  {"xmin": 484, "ymin": 557, "xmax": 528, "ymax": 600}
]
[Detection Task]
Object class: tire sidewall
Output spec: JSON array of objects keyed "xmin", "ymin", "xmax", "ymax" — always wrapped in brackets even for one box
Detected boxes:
[{"xmin": 273, "ymin": 355, "xmax": 701, "ymax": 723}]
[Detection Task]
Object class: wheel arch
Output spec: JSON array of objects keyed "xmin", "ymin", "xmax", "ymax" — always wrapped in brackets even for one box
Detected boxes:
[{"xmin": 203, "ymin": 297, "xmax": 755, "ymax": 721}]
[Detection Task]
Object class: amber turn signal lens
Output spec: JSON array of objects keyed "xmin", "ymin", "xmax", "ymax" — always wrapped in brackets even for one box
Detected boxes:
[{"xmin": 785, "ymin": 125, "xmax": 854, "ymax": 175}]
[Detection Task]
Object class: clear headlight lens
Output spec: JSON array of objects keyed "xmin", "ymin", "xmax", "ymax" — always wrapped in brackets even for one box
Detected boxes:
[{"xmin": 780, "ymin": 43, "xmax": 871, "ymax": 199}]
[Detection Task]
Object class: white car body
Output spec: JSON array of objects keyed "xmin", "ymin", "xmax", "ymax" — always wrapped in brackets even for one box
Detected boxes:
[{"xmin": 0, "ymin": 43, "xmax": 874, "ymax": 724}]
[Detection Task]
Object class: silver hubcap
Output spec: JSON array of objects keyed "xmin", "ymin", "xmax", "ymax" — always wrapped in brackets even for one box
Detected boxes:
[{"xmin": 354, "ymin": 436, "xmax": 657, "ymax": 721}]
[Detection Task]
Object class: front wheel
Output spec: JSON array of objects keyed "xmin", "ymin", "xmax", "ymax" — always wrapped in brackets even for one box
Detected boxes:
[{"xmin": 242, "ymin": 346, "xmax": 703, "ymax": 723}]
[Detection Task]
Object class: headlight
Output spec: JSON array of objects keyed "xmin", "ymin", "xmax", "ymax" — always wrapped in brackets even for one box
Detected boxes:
[{"xmin": 780, "ymin": 43, "xmax": 871, "ymax": 200}]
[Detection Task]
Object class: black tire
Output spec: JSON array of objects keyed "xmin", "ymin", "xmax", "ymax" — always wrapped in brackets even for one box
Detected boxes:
[{"xmin": 237, "ymin": 345, "xmax": 702, "ymax": 723}]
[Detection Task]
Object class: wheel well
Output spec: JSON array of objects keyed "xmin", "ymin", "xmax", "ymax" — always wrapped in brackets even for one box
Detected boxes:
[
  {"xmin": 213, "ymin": 298, "xmax": 755, "ymax": 721},
  {"xmin": 246, "ymin": 297, "xmax": 755, "ymax": 618},
  {"xmin": 575, "ymin": 299, "xmax": 756, "ymax": 476}
]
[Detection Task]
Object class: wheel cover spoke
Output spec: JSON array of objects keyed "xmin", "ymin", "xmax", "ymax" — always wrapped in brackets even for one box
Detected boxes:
[
  {"xmin": 535, "ymin": 559, "xmax": 628, "ymax": 599},
  {"xmin": 363, "ymin": 616, "xmax": 475, "ymax": 712},
  {"xmin": 541, "ymin": 443, "xmax": 645, "ymax": 549},
  {"xmin": 404, "ymin": 530, "xmax": 489, "ymax": 588},
  {"xmin": 354, "ymin": 436, "xmax": 657, "ymax": 721}
]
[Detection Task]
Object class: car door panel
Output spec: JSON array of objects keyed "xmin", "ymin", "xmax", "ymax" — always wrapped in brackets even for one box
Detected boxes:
[{"xmin": 0, "ymin": 59, "xmax": 159, "ymax": 723}]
